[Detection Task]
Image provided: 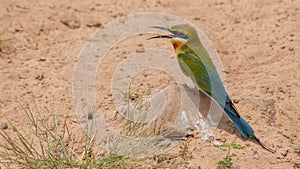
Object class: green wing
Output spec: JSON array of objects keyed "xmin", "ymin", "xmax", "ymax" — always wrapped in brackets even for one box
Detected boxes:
[
  {"xmin": 178, "ymin": 52, "xmax": 211, "ymax": 95},
  {"xmin": 177, "ymin": 52, "xmax": 228, "ymax": 106}
]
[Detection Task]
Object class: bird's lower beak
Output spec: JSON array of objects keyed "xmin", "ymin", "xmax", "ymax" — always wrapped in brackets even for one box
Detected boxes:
[
  {"xmin": 148, "ymin": 35, "xmax": 174, "ymax": 39},
  {"xmin": 148, "ymin": 26, "xmax": 174, "ymax": 40}
]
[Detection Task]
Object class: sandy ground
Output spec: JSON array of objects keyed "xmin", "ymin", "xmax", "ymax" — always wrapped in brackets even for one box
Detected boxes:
[{"xmin": 0, "ymin": 0, "xmax": 299, "ymax": 168}]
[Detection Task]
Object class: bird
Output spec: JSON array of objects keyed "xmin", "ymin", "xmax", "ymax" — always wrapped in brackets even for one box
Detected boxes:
[{"xmin": 149, "ymin": 24, "xmax": 276, "ymax": 153}]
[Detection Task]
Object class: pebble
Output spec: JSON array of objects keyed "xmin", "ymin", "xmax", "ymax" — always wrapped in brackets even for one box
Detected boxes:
[
  {"xmin": 1, "ymin": 122, "xmax": 8, "ymax": 130},
  {"xmin": 86, "ymin": 21, "xmax": 102, "ymax": 28},
  {"xmin": 39, "ymin": 58, "xmax": 47, "ymax": 62},
  {"xmin": 220, "ymin": 137, "xmax": 226, "ymax": 143},
  {"xmin": 233, "ymin": 98, "xmax": 240, "ymax": 103},
  {"xmin": 88, "ymin": 112, "xmax": 93, "ymax": 120},
  {"xmin": 60, "ymin": 12, "xmax": 81, "ymax": 29},
  {"xmin": 35, "ymin": 74, "xmax": 44, "ymax": 80}
]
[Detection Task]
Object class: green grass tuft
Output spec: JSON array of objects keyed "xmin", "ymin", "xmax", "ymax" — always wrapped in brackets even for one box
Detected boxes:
[
  {"xmin": 295, "ymin": 145, "xmax": 300, "ymax": 154},
  {"xmin": 0, "ymin": 102, "xmax": 139, "ymax": 169},
  {"xmin": 214, "ymin": 141, "xmax": 245, "ymax": 169}
]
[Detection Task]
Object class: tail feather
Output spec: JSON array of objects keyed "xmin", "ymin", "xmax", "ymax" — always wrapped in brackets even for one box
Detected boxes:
[
  {"xmin": 224, "ymin": 108, "xmax": 253, "ymax": 138},
  {"xmin": 252, "ymin": 135, "xmax": 276, "ymax": 154},
  {"xmin": 223, "ymin": 102, "xmax": 276, "ymax": 154}
]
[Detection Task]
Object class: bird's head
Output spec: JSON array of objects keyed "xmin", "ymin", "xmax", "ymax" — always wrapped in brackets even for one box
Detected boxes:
[{"xmin": 149, "ymin": 24, "xmax": 198, "ymax": 53}]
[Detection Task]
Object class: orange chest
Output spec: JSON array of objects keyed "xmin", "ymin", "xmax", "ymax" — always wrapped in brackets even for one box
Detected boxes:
[{"xmin": 170, "ymin": 39, "xmax": 185, "ymax": 53}]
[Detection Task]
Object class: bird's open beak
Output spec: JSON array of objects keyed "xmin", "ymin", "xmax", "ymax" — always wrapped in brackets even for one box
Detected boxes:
[{"xmin": 148, "ymin": 26, "xmax": 175, "ymax": 40}]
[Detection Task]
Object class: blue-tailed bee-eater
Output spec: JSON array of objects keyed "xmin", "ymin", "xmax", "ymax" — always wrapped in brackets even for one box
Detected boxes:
[{"xmin": 149, "ymin": 24, "xmax": 275, "ymax": 153}]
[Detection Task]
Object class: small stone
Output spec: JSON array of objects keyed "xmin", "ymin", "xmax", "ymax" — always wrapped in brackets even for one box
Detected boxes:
[
  {"xmin": 129, "ymin": 95, "xmax": 135, "ymax": 100},
  {"xmin": 281, "ymin": 149, "xmax": 289, "ymax": 157},
  {"xmin": 220, "ymin": 137, "xmax": 226, "ymax": 143},
  {"xmin": 39, "ymin": 58, "xmax": 46, "ymax": 61},
  {"xmin": 35, "ymin": 74, "xmax": 44, "ymax": 80},
  {"xmin": 233, "ymin": 99, "xmax": 239, "ymax": 103},
  {"xmin": 223, "ymin": 70, "xmax": 230, "ymax": 74},
  {"xmin": 86, "ymin": 21, "xmax": 102, "ymax": 28},
  {"xmin": 216, "ymin": 137, "xmax": 226, "ymax": 143},
  {"xmin": 1, "ymin": 122, "xmax": 8, "ymax": 130},
  {"xmin": 208, "ymin": 135, "xmax": 214, "ymax": 142},
  {"xmin": 88, "ymin": 112, "xmax": 93, "ymax": 120},
  {"xmin": 60, "ymin": 12, "xmax": 81, "ymax": 29}
]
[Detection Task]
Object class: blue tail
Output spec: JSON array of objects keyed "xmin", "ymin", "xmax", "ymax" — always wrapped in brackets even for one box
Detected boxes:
[
  {"xmin": 223, "ymin": 103, "xmax": 254, "ymax": 138},
  {"xmin": 223, "ymin": 99, "xmax": 276, "ymax": 153}
]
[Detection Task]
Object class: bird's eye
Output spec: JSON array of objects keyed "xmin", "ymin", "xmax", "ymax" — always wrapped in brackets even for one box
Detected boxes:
[{"xmin": 177, "ymin": 32, "xmax": 188, "ymax": 39}]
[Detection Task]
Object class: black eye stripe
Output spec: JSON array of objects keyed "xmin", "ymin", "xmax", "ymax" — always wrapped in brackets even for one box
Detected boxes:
[{"xmin": 170, "ymin": 30, "xmax": 188, "ymax": 39}]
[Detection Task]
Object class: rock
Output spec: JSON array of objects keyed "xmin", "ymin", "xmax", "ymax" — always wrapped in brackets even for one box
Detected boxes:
[
  {"xmin": 35, "ymin": 74, "xmax": 44, "ymax": 80},
  {"xmin": 60, "ymin": 12, "xmax": 81, "ymax": 29},
  {"xmin": 216, "ymin": 137, "xmax": 226, "ymax": 143},
  {"xmin": 1, "ymin": 122, "xmax": 8, "ymax": 130},
  {"xmin": 233, "ymin": 98, "xmax": 239, "ymax": 103},
  {"xmin": 88, "ymin": 112, "xmax": 93, "ymax": 120},
  {"xmin": 86, "ymin": 21, "xmax": 102, "ymax": 28},
  {"xmin": 39, "ymin": 58, "xmax": 46, "ymax": 62}
]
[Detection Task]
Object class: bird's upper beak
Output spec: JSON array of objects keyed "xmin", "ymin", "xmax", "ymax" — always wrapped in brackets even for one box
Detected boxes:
[
  {"xmin": 148, "ymin": 26, "xmax": 188, "ymax": 53},
  {"xmin": 148, "ymin": 26, "xmax": 176, "ymax": 39}
]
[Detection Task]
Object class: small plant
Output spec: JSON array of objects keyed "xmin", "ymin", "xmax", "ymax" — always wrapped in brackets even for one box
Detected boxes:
[
  {"xmin": 213, "ymin": 142, "xmax": 245, "ymax": 151},
  {"xmin": 0, "ymin": 101, "xmax": 138, "ymax": 169},
  {"xmin": 98, "ymin": 154, "xmax": 139, "ymax": 169},
  {"xmin": 179, "ymin": 142, "xmax": 193, "ymax": 160},
  {"xmin": 214, "ymin": 141, "xmax": 245, "ymax": 169},
  {"xmin": 295, "ymin": 145, "xmax": 300, "ymax": 154},
  {"xmin": 216, "ymin": 153, "xmax": 236, "ymax": 169}
]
